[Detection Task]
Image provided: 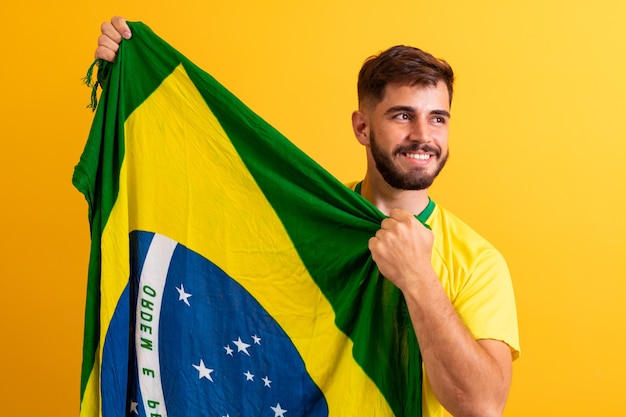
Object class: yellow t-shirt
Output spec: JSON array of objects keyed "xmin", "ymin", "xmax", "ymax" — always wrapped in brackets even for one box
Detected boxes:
[
  {"xmin": 348, "ymin": 182, "xmax": 520, "ymax": 417},
  {"xmin": 422, "ymin": 202, "xmax": 521, "ymax": 417}
]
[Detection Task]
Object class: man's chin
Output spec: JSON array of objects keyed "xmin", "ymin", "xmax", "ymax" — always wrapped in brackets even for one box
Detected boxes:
[{"xmin": 382, "ymin": 174, "xmax": 435, "ymax": 191}]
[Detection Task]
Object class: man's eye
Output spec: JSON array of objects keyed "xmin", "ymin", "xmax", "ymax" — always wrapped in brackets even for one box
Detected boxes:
[{"xmin": 395, "ymin": 113, "xmax": 410, "ymax": 120}]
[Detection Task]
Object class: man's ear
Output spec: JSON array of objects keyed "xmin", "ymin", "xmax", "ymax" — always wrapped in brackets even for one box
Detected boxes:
[{"xmin": 351, "ymin": 110, "xmax": 370, "ymax": 146}]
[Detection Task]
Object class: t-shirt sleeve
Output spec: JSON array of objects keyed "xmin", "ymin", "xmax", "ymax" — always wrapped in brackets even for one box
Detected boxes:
[{"xmin": 453, "ymin": 247, "xmax": 521, "ymax": 359}]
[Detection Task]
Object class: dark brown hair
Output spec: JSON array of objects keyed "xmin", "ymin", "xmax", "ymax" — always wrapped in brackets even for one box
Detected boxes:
[{"xmin": 357, "ymin": 45, "xmax": 455, "ymax": 108}]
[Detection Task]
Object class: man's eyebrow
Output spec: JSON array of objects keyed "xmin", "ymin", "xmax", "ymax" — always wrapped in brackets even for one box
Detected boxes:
[
  {"xmin": 432, "ymin": 109, "xmax": 451, "ymax": 118},
  {"xmin": 384, "ymin": 106, "xmax": 451, "ymax": 118},
  {"xmin": 384, "ymin": 105, "xmax": 416, "ymax": 115}
]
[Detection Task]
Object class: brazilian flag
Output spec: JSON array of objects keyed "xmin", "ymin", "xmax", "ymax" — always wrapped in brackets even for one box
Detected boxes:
[{"xmin": 73, "ymin": 22, "xmax": 423, "ymax": 417}]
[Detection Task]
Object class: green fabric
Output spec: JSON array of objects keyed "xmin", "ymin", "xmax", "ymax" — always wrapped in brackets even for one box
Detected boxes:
[{"xmin": 74, "ymin": 21, "xmax": 425, "ymax": 416}]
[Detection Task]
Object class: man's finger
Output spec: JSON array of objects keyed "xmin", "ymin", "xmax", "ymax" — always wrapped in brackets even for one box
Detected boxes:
[
  {"xmin": 94, "ymin": 45, "xmax": 117, "ymax": 62},
  {"xmin": 389, "ymin": 208, "xmax": 413, "ymax": 221},
  {"xmin": 94, "ymin": 34, "xmax": 121, "ymax": 61},
  {"xmin": 97, "ymin": 33, "xmax": 121, "ymax": 51},
  {"xmin": 111, "ymin": 16, "xmax": 132, "ymax": 39},
  {"xmin": 100, "ymin": 22, "xmax": 122, "ymax": 43}
]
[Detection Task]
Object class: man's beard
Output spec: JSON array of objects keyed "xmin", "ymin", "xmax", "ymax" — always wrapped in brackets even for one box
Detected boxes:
[{"xmin": 370, "ymin": 132, "xmax": 448, "ymax": 190}]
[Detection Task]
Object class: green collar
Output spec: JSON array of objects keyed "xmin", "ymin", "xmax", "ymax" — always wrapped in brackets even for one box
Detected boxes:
[{"xmin": 354, "ymin": 181, "xmax": 435, "ymax": 224}]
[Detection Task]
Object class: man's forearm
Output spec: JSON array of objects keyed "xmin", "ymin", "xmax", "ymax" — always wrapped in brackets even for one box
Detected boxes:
[{"xmin": 401, "ymin": 269, "xmax": 512, "ymax": 417}]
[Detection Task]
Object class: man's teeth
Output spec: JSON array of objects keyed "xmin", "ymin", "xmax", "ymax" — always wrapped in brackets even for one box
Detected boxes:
[{"xmin": 405, "ymin": 153, "xmax": 431, "ymax": 160}]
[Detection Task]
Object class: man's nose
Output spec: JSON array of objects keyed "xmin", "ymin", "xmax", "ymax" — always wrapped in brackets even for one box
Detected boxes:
[{"xmin": 408, "ymin": 119, "xmax": 430, "ymax": 143}]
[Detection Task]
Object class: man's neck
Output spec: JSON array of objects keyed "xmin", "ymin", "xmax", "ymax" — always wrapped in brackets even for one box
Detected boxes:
[{"xmin": 359, "ymin": 175, "xmax": 430, "ymax": 216}]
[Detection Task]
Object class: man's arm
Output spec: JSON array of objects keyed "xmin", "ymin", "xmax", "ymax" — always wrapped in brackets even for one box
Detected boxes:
[
  {"xmin": 95, "ymin": 16, "xmax": 132, "ymax": 63},
  {"xmin": 369, "ymin": 208, "xmax": 512, "ymax": 417}
]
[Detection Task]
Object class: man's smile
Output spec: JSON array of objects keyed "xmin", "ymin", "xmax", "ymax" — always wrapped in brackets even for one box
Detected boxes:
[{"xmin": 404, "ymin": 152, "xmax": 432, "ymax": 161}]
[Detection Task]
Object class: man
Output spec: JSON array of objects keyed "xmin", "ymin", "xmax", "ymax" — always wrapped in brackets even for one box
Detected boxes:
[{"xmin": 95, "ymin": 17, "xmax": 520, "ymax": 417}]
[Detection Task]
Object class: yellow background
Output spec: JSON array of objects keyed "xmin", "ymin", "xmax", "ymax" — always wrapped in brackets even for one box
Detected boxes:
[{"xmin": 1, "ymin": 1, "xmax": 624, "ymax": 416}]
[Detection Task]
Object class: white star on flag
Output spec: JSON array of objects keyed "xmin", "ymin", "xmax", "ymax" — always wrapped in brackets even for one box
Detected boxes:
[
  {"xmin": 130, "ymin": 401, "xmax": 139, "ymax": 414},
  {"xmin": 233, "ymin": 337, "xmax": 251, "ymax": 356},
  {"xmin": 252, "ymin": 334, "xmax": 261, "ymax": 344},
  {"xmin": 176, "ymin": 283, "xmax": 192, "ymax": 306},
  {"xmin": 244, "ymin": 370, "xmax": 255, "ymax": 381},
  {"xmin": 192, "ymin": 359, "xmax": 214, "ymax": 381},
  {"xmin": 271, "ymin": 403, "xmax": 287, "ymax": 417},
  {"xmin": 224, "ymin": 345, "xmax": 234, "ymax": 356},
  {"xmin": 262, "ymin": 376, "xmax": 272, "ymax": 387}
]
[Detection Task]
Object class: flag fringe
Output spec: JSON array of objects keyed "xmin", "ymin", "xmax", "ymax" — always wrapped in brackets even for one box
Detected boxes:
[{"xmin": 82, "ymin": 59, "xmax": 107, "ymax": 111}]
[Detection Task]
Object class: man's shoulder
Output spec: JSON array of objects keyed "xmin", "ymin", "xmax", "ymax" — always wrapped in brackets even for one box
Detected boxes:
[
  {"xmin": 343, "ymin": 180, "xmax": 360, "ymax": 191},
  {"xmin": 429, "ymin": 203, "xmax": 484, "ymax": 238},
  {"xmin": 428, "ymin": 202, "xmax": 504, "ymax": 260}
]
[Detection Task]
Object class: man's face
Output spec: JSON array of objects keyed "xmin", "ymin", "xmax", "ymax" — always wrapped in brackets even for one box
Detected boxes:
[{"xmin": 367, "ymin": 81, "xmax": 450, "ymax": 190}]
